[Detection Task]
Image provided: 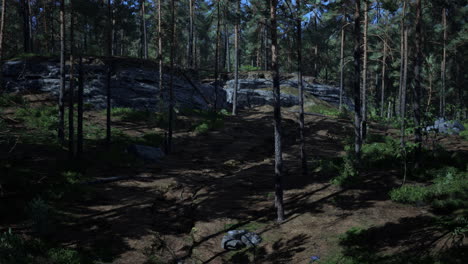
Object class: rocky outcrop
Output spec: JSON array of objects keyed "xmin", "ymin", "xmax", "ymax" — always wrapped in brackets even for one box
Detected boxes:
[
  {"xmin": 223, "ymin": 77, "xmax": 353, "ymax": 109},
  {"xmin": 2, "ymin": 58, "xmax": 226, "ymax": 110}
]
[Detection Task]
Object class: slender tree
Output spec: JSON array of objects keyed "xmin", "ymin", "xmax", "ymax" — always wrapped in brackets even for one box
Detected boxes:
[
  {"xmin": 401, "ymin": 28, "xmax": 408, "ymax": 147},
  {"xmin": 77, "ymin": 56, "xmax": 84, "ymax": 159},
  {"xmin": 141, "ymin": 0, "xmax": 148, "ymax": 59},
  {"xmin": 397, "ymin": 0, "xmax": 406, "ymax": 117},
  {"xmin": 353, "ymin": 0, "xmax": 362, "ymax": 160},
  {"xmin": 158, "ymin": 0, "xmax": 163, "ymax": 99},
  {"xmin": 188, "ymin": 0, "xmax": 195, "ymax": 68},
  {"xmin": 68, "ymin": 0, "xmax": 75, "ymax": 158},
  {"xmin": 440, "ymin": 8, "xmax": 447, "ymax": 118},
  {"xmin": 106, "ymin": 0, "xmax": 112, "ymax": 147},
  {"xmin": 361, "ymin": 0, "xmax": 368, "ymax": 141},
  {"xmin": 271, "ymin": 0, "xmax": 284, "ymax": 222},
  {"xmin": 58, "ymin": 0, "xmax": 66, "ymax": 143},
  {"xmin": 339, "ymin": 12, "xmax": 346, "ymax": 112},
  {"xmin": 232, "ymin": 0, "xmax": 240, "ymax": 115},
  {"xmin": 0, "ymin": 0, "xmax": 6, "ymax": 91},
  {"xmin": 412, "ymin": 0, "xmax": 423, "ymax": 165},
  {"xmin": 167, "ymin": 0, "xmax": 176, "ymax": 154},
  {"xmin": 380, "ymin": 39, "xmax": 387, "ymax": 118},
  {"xmin": 296, "ymin": 0, "xmax": 307, "ymax": 175},
  {"xmin": 213, "ymin": 0, "xmax": 221, "ymax": 111}
]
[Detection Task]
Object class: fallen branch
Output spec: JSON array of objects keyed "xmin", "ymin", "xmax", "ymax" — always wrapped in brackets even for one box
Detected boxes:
[{"xmin": 85, "ymin": 175, "xmax": 153, "ymax": 185}]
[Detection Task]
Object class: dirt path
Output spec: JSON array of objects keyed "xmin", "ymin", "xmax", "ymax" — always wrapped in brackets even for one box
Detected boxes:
[{"xmin": 60, "ymin": 106, "xmax": 439, "ymax": 264}]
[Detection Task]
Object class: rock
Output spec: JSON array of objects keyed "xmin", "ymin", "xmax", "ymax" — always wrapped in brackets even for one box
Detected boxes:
[
  {"xmin": 223, "ymin": 78, "xmax": 353, "ymax": 109},
  {"xmin": 127, "ymin": 144, "xmax": 165, "ymax": 162},
  {"xmin": 426, "ymin": 118, "xmax": 465, "ymax": 135},
  {"xmin": 221, "ymin": 230, "xmax": 262, "ymax": 250},
  {"xmin": 2, "ymin": 58, "xmax": 227, "ymax": 111}
]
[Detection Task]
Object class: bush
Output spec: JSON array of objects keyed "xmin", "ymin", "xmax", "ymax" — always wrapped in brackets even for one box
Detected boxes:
[
  {"xmin": 47, "ymin": 248, "xmax": 81, "ymax": 264},
  {"xmin": 389, "ymin": 185, "xmax": 430, "ymax": 204},
  {"xmin": 331, "ymin": 146, "xmax": 360, "ymax": 187}
]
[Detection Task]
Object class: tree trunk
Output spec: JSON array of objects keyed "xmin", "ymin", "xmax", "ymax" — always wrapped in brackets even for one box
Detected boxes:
[
  {"xmin": 440, "ymin": 8, "xmax": 447, "ymax": 118},
  {"xmin": 22, "ymin": 0, "xmax": 31, "ymax": 52},
  {"xmin": 412, "ymin": 0, "xmax": 423, "ymax": 165},
  {"xmin": 58, "ymin": 0, "xmax": 66, "ymax": 143},
  {"xmin": 339, "ymin": 13, "xmax": 345, "ymax": 112},
  {"xmin": 297, "ymin": 0, "xmax": 307, "ymax": 175},
  {"xmin": 188, "ymin": 0, "xmax": 194, "ymax": 68},
  {"xmin": 401, "ymin": 28, "xmax": 408, "ymax": 147},
  {"xmin": 398, "ymin": 1, "xmax": 406, "ymax": 117},
  {"xmin": 167, "ymin": 0, "xmax": 176, "ymax": 154},
  {"xmin": 106, "ymin": 0, "xmax": 112, "ymax": 147},
  {"xmin": 68, "ymin": 1, "xmax": 75, "ymax": 158},
  {"xmin": 77, "ymin": 56, "xmax": 84, "ymax": 159},
  {"xmin": 141, "ymin": 0, "xmax": 148, "ymax": 59},
  {"xmin": 232, "ymin": 0, "xmax": 240, "ymax": 115},
  {"xmin": 271, "ymin": 0, "xmax": 284, "ymax": 223},
  {"xmin": 213, "ymin": 0, "xmax": 221, "ymax": 111},
  {"xmin": 158, "ymin": 0, "xmax": 163, "ymax": 99},
  {"xmin": 353, "ymin": 0, "xmax": 362, "ymax": 160},
  {"xmin": 0, "ymin": 0, "xmax": 6, "ymax": 91},
  {"xmin": 380, "ymin": 40, "xmax": 387, "ymax": 118},
  {"xmin": 361, "ymin": 0, "xmax": 368, "ymax": 141}
]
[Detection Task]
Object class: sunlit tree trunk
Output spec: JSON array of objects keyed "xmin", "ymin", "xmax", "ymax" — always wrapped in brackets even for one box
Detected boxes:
[{"xmin": 271, "ymin": 0, "xmax": 284, "ymax": 222}]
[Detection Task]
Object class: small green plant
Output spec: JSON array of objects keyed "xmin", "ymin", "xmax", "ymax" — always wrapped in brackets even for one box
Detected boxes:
[
  {"xmin": 47, "ymin": 248, "xmax": 81, "ymax": 264},
  {"xmin": 389, "ymin": 185, "xmax": 430, "ymax": 204},
  {"xmin": 331, "ymin": 146, "xmax": 359, "ymax": 187},
  {"xmin": 307, "ymin": 104, "xmax": 341, "ymax": 117},
  {"xmin": 27, "ymin": 197, "xmax": 54, "ymax": 236}
]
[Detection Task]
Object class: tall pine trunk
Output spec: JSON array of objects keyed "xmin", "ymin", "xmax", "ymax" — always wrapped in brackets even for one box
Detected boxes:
[
  {"xmin": 401, "ymin": 28, "xmax": 408, "ymax": 147},
  {"xmin": 398, "ymin": 1, "xmax": 406, "ymax": 117},
  {"xmin": 188, "ymin": 0, "xmax": 194, "ymax": 68},
  {"xmin": 58, "ymin": 0, "xmax": 66, "ymax": 143},
  {"xmin": 213, "ymin": 0, "xmax": 221, "ymax": 111},
  {"xmin": 297, "ymin": 0, "xmax": 307, "ymax": 175},
  {"xmin": 158, "ymin": 0, "xmax": 163, "ymax": 99},
  {"xmin": 361, "ymin": 0, "xmax": 368, "ymax": 141},
  {"xmin": 141, "ymin": 0, "xmax": 148, "ymax": 59},
  {"xmin": 440, "ymin": 8, "xmax": 447, "ymax": 118},
  {"xmin": 167, "ymin": 0, "xmax": 176, "ymax": 154},
  {"xmin": 77, "ymin": 56, "xmax": 84, "ymax": 159},
  {"xmin": 105, "ymin": 0, "xmax": 112, "ymax": 147},
  {"xmin": 271, "ymin": 0, "xmax": 284, "ymax": 222},
  {"xmin": 232, "ymin": 0, "xmax": 240, "ymax": 115},
  {"xmin": 0, "ymin": 0, "xmax": 6, "ymax": 91},
  {"xmin": 380, "ymin": 41, "xmax": 387, "ymax": 118},
  {"xmin": 339, "ymin": 13, "xmax": 345, "ymax": 112},
  {"xmin": 412, "ymin": 0, "xmax": 423, "ymax": 165},
  {"xmin": 68, "ymin": 1, "xmax": 75, "ymax": 158},
  {"xmin": 353, "ymin": 0, "xmax": 362, "ymax": 160}
]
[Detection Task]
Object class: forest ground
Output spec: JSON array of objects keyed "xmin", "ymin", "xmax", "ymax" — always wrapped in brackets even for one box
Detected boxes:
[{"xmin": 1, "ymin": 94, "xmax": 467, "ymax": 264}]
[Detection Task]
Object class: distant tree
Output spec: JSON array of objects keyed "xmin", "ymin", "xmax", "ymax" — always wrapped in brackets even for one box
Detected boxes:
[
  {"xmin": 106, "ymin": 0, "xmax": 112, "ymax": 147},
  {"xmin": 412, "ymin": 0, "xmax": 423, "ymax": 166},
  {"xmin": 77, "ymin": 56, "xmax": 84, "ymax": 160},
  {"xmin": 158, "ymin": 0, "xmax": 163, "ymax": 100},
  {"xmin": 188, "ymin": 0, "xmax": 195, "ymax": 68},
  {"xmin": 167, "ymin": 0, "xmax": 176, "ymax": 154},
  {"xmin": 440, "ymin": 7, "xmax": 447, "ymax": 118},
  {"xmin": 213, "ymin": 0, "xmax": 221, "ymax": 111},
  {"xmin": 140, "ymin": 0, "xmax": 148, "ymax": 59},
  {"xmin": 271, "ymin": 0, "xmax": 284, "ymax": 222},
  {"xmin": 361, "ymin": 0, "xmax": 368, "ymax": 141}
]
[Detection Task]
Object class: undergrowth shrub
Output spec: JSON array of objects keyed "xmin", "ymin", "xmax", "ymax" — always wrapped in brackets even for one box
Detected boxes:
[
  {"xmin": 0, "ymin": 94, "xmax": 26, "ymax": 107},
  {"xmin": 331, "ymin": 145, "xmax": 360, "ymax": 187},
  {"xmin": 15, "ymin": 106, "xmax": 58, "ymax": 134}
]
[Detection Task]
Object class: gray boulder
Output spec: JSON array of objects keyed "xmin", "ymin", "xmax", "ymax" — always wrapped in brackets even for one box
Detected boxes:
[
  {"xmin": 221, "ymin": 230, "xmax": 262, "ymax": 250},
  {"xmin": 127, "ymin": 144, "xmax": 165, "ymax": 162},
  {"xmin": 2, "ymin": 59, "xmax": 227, "ymax": 111},
  {"xmin": 426, "ymin": 118, "xmax": 465, "ymax": 135}
]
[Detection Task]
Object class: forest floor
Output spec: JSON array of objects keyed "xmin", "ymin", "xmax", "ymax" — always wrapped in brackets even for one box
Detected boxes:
[{"xmin": 1, "ymin": 95, "xmax": 467, "ymax": 264}]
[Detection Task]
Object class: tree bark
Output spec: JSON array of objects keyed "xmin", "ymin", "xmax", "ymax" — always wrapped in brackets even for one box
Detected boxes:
[
  {"xmin": 158, "ymin": 0, "xmax": 163, "ymax": 99},
  {"xmin": 440, "ymin": 8, "xmax": 447, "ymax": 118},
  {"xmin": 68, "ymin": 1, "xmax": 75, "ymax": 158},
  {"xmin": 141, "ymin": 0, "xmax": 148, "ymax": 59},
  {"xmin": 106, "ymin": 0, "xmax": 112, "ymax": 147},
  {"xmin": 361, "ymin": 0, "xmax": 368, "ymax": 141},
  {"xmin": 401, "ymin": 28, "xmax": 408, "ymax": 147},
  {"xmin": 213, "ymin": 0, "xmax": 221, "ymax": 111},
  {"xmin": 58, "ymin": 0, "xmax": 66, "ymax": 143},
  {"xmin": 188, "ymin": 0, "xmax": 194, "ymax": 68},
  {"xmin": 271, "ymin": 0, "xmax": 284, "ymax": 222},
  {"xmin": 353, "ymin": 0, "xmax": 362, "ymax": 160},
  {"xmin": 380, "ymin": 40, "xmax": 387, "ymax": 118},
  {"xmin": 398, "ymin": 1, "xmax": 406, "ymax": 117},
  {"xmin": 297, "ymin": 0, "xmax": 307, "ymax": 175},
  {"xmin": 339, "ymin": 13, "xmax": 345, "ymax": 112},
  {"xmin": 77, "ymin": 56, "xmax": 84, "ymax": 159},
  {"xmin": 232, "ymin": 0, "xmax": 240, "ymax": 115},
  {"xmin": 412, "ymin": 0, "xmax": 423, "ymax": 164},
  {"xmin": 0, "ymin": 0, "xmax": 6, "ymax": 91},
  {"xmin": 167, "ymin": 0, "xmax": 176, "ymax": 154}
]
